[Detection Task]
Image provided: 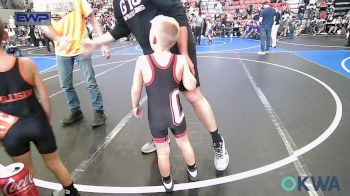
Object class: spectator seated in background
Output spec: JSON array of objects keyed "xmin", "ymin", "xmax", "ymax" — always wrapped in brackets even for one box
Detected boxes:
[
  {"xmin": 242, "ymin": 20, "xmax": 254, "ymax": 39},
  {"xmin": 251, "ymin": 21, "xmax": 261, "ymax": 40},
  {"xmin": 4, "ymin": 40, "xmax": 22, "ymax": 57}
]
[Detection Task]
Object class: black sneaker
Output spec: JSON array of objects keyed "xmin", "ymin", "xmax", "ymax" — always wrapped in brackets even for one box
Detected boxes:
[
  {"xmin": 187, "ymin": 166, "xmax": 198, "ymax": 182},
  {"xmin": 162, "ymin": 176, "xmax": 174, "ymax": 192},
  {"xmin": 61, "ymin": 110, "xmax": 83, "ymax": 125},
  {"xmin": 64, "ymin": 188, "xmax": 80, "ymax": 196},
  {"xmin": 92, "ymin": 111, "xmax": 106, "ymax": 127}
]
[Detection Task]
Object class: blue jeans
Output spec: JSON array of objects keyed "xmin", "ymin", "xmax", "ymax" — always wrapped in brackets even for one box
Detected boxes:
[
  {"xmin": 56, "ymin": 54, "xmax": 104, "ymax": 113},
  {"xmin": 298, "ymin": 13, "xmax": 304, "ymax": 21},
  {"xmin": 260, "ymin": 27, "xmax": 272, "ymax": 52}
]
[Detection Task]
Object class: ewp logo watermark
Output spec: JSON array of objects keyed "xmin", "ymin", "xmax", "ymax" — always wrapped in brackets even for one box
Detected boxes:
[
  {"xmin": 15, "ymin": 12, "xmax": 51, "ymax": 26},
  {"xmin": 281, "ymin": 176, "xmax": 341, "ymax": 192}
]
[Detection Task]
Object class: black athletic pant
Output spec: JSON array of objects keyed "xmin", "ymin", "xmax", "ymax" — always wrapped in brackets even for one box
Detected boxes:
[
  {"xmin": 347, "ymin": 31, "xmax": 350, "ymax": 46},
  {"xmin": 44, "ymin": 35, "xmax": 54, "ymax": 53},
  {"xmin": 194, "ymin": 26, "xmax": 202, "ymax": 45}
]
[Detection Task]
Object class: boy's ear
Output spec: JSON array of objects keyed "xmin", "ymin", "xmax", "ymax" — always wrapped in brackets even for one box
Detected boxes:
[{"xmin": 152, "ymin": 36, "xmax": 157, "ymax": 45}]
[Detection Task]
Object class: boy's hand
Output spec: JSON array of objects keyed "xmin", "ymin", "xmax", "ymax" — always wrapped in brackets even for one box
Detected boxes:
[
  {"xmin": 184, "ymin": 55, "xmax": 195, "ymax": 75},
  {"xmin": 133, "ymin": 106, "xmax": 143, "ymax": 119}
]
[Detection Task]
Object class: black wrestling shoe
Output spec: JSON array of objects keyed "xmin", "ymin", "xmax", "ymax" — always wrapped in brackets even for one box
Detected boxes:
[
  {"xmin": 162, "ymin": 176, "xmax": 174, "ymax": 192},
  {"xmin": 64, "ymin": 188, "xmax": 80, "ymax": 196},
  {"xmin": 187, "ymin": 166, "xmax": 198, "ymax": 182}
]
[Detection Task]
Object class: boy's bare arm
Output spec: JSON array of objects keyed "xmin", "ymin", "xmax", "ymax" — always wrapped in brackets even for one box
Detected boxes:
[
  {"xmin": 131, "ymin": 57, "xmax": 144, "ymax": 109},
  {"xmin": 180, "ymin": 56, "xmax": 197, "ymax": 91}
]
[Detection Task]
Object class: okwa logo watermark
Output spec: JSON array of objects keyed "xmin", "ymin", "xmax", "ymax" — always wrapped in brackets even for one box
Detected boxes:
[{"xmin": 281, "ymin": 176, "xmax": 341, "ymax": 192}]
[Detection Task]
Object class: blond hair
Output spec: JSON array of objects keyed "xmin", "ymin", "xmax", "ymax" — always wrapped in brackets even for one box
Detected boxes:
[{"xmin": 150, "ymin": 15, "xmax": 180, "ymax": 49}]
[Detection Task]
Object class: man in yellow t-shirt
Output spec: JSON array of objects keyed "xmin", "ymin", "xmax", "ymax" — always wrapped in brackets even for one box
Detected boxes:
[{"xmin": 39, "ymin": 0, "xmax": 110, "ymax": 127}]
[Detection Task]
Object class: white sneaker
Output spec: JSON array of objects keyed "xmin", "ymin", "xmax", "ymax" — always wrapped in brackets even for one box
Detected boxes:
[
  {"xmin": 162, "ymin": 176, "xmax": 174, "ymax": 192},
  {"xmin": 141, "ymin": 141, "xmax": 156, "ymax": 154},
  {"xmin": 141, "ymin": 139, "xmax": 170, "ymax": 154},
  {"xmin": 265, "ymin": 51, "xmax": 270, "ymax": 54},
  {"xmin": 213, "ymin": 137, "xmax": 230, "ymax": 171},
  {"xmin": 187, "ymin": 167, "xmax": 198, "ymax": 182},
  {"xmin": 258, "ymin": 51, "xmax": 266, "ymax": 55}
]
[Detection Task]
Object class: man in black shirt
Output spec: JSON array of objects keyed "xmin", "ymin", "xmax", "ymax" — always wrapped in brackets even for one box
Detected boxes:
[
  {"xmin": 83, "ymin": 0, "xmax": 229, "ymax": 171},
  {"xmin": 298, "ymin": 3, "xmax": 305, "ymax": 21},
  {"xmin": 346, "ymin": 11, "xmax": 350, "ymax": 47}
]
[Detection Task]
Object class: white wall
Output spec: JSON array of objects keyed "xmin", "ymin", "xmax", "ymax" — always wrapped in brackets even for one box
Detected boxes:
[{"xmin": 0, "ymin": 9, "xmax": 17, "ymax": 22}]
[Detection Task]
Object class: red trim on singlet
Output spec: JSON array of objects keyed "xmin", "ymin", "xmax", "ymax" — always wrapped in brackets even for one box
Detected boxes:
[
  {"xmin": 151, "ymin": 54, "xmax": 174, "ymax": 70},
  {"xmin": 144, "ymin": 56, "xmax": 155, "ymax": 86},
  {"xmin": 153, "ymin": 136, "xmax": 168, "ymax": 143},
  {"xmin": 172, "ymin": 55, "xmax": 180, "ymax": 84},
  {"xmin": 174, "ymin": 128, "xmax": 188, "ymax": 138},
  {"xmin": 18, "ymin": 58, "xmax": 34, "ymax": 86}
]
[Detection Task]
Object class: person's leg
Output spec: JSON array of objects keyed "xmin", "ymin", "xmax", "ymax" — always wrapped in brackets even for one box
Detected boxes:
[
  {"xmin": 152, "ymin": 128, "xmax": 174, "ymax": 192},
  {"xmin": 266, "ymin": 27, "xmax": 272, "ymax": 51},
  {"xmin": 76, "ymin": 53, "xmax": 105, "ymax": 126},
  {"xmin": 247, "ymin": 31, "xmax": 253, "ymax": 39},
  {"xmin": 76, "ymin": 54, "xmax": 104, "ymax": 112},
  {"xmin": 56, "ymin": 55, "xmax": 81, "ymax": 112},
  {"xmin": 182, "ymin": 41, "xmax": 230, "ymax": 169},
  {"xmin": 182, "ymin": 88, "xmax": 217, "ymax": 133},
  {"xmin": 195, "ymin": 27, "xmax": 201, "ymax": 45},
  {"xmin": 197, "ymin": 27, "xmax": 201, "ymax": 45},
  {"xmin": 41, "ymin": 152, "xmax": 79, "ymax": 195},
  {"xmin": 242, "ymin": 31, "xmax": 246, "ymax": 38},
  {"xmin": 260, "ymin": 27, "xmax": 267, "ymax": 52},
  {"xmin": 42, "ymin": 152, "xmax": 73, "ymax": 186},
  {"xmin": 180, "ymin": 40, "xmax": 227, "ymax": 144},
  {"xmin": 155, "ymin": 141, "xmax": 171, "ymax": 178},
  {"xmin": 194, "ymin": 27, "xmax": 198, "ymax": 44},
  {"xmin": 51, "ymin": 39, "xmax": 55, "ymax": 50},
  {"xmin": 271, "ymin": 25, "xmax": 279, "ymax": 47},
  {"xmin": 172, "ymin": 127, "xmax": 197, "ymax": 181},
  {"xmin": 271, "ymin": 26, "xmax": 276, "ymax": 47},
  {"xmin": 11, "ymin": 151, "xmax": 36, "ymax": 175},
  {"xmin": 174, "ymin": 134, "xmax": 195, "ymax": 167},
  {"xmin": 347, "ymin": 31, "xmax": 350, "ymax": 46},
  {"xmin": 289, "ymin": 26, "xmax": 294, "ymax": 38},
  {"xmin": 328, "ymin": 26, "xmax": 333, "ymax": 34},
  {"xmin": 182, "ymin": 88, "xmax": 228, "ymax": 171},
  {"xmin": 44, "ymin": 35, "xmax": 51, "ymax": 52}
]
